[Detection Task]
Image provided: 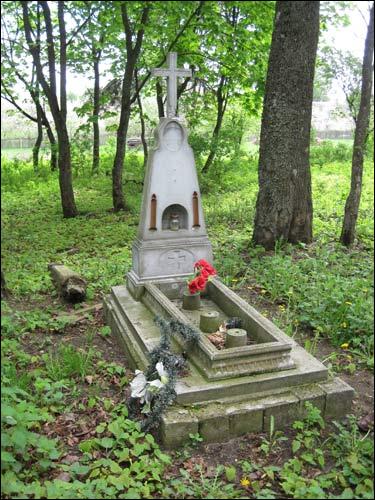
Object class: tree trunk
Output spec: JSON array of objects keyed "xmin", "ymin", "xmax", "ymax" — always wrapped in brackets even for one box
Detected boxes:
[
  {"xmin": 22, "ymin": 1, "xmax": 77, "ymax": 218},
  {"xmin": 112, "ymin": 4, "xmax": 150, "ymax": 212},
  {"xmin": 202, "ymin": 75, "xmax": 227, "ymax": 174},
  {"xmin": 156, "ymin": 80, "xmax": 165, "ymax": 118},
  {"xmin": 340, "ymin": 4, "xmax": 374, "ymax": 247},
  {"xmin": 136, "ymin": 76, "xmax": 148, "ymax": 169},
  {"xmin": 57, "ymin": 2, "xmax": 77, "ymax": 218},
  {"xmin": 33, "ymin": 105, "xmax": 43, "ymax": 173},
  {"xmin": 112, "ymin": 69, "xmax": 132, "ymax": 211},
  {"xmin": 252, "ymin": 1, "xmax": 319, "ymax": 249},
  {"xmin": 57, "ymin": 124, "xmax": 78, "ymax": 218},
  {"xmin": 44, "ymin": 121, "xmax": 58, "ymax": 171},
  {"xmin": 1, "ymin": 269, "xmax": 9, "ymax": 299},
  {"xmin": 92, "ymin": 56, "xmax": 100, "ymax": 175}
]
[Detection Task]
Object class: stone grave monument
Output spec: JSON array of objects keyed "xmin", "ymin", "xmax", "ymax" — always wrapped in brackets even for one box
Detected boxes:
[{"xmin": 104, "ymin": 52, "xmax": 354, "ymax": 447}]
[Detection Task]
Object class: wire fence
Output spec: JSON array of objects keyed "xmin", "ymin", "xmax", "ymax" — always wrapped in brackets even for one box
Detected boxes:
[
  {"xmin": 1, "ymin": 129, "xmax": 353, "ymax": 150},
  {"xmin": 1, "ymin": 134, "xmax": 123, "ymax": 150}
]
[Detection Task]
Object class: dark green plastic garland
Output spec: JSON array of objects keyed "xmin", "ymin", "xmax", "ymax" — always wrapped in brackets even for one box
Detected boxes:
[{"xmin": 128, "ymin": 316, "xmax": 200, "ymax": 432}]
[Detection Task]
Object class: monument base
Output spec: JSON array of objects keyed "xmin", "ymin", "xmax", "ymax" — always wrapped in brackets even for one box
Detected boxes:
[
  {"xmin": 130, "ymin": 236, "xmax": 213, "ymax": 284},
  {"xmin": 159, "ymin": 378, "xmax": 354, "ymax": 447},
  {"xmin": 103, "ymin": 279, "xmax": 354, "ymax": 447}
]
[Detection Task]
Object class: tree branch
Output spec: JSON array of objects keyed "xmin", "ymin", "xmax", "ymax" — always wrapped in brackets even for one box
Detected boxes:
[
  {"xmin": 129, "ymin": 0, "xmax": 204, "ymax": 104},
  {"xmin": 121, "ymin": 3, "xmax": 133, "ymax": 51},
  {"xmin": 134, "ymin": 5, "xmax": 151, "ymax": 56},
  {"xmin": 22, "ymin": 1, "xmax": 59, "ymax": 119},
  {"xmin": 1, "ymin": 83, "xmax": 38, "ymax": 122},
  {"xmin": 58, "ymin": 1, "xmax": 67, "ymax": 120},
  {"xmin": 66, "ymin": 5, "xmax": 99, "ymax": 47},
  {"xmin": 39, "ymin": 1, "xmax": 56, "ymax": 96}
]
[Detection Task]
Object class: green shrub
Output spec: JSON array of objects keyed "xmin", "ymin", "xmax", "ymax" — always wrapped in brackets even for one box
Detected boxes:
[
  {"xmin": 1, "ymin": 156, "xmax": 54, "ymax": 192},
  {"xmin": 310, "ymin": 140, "xmax": 352, "ymax": 166}
]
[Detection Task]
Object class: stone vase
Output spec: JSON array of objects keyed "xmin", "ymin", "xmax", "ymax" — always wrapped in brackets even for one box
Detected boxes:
[
  {"xmin": 199, "ymin": 311, "xmax": 221, "ymax": 333},
  {"xmin": 225, "ymin": 328, "xmax": 248, "ymax": 349},
  {"xmin": 182, "ymin": 291, "xmax": 201, "ymax": 310}
]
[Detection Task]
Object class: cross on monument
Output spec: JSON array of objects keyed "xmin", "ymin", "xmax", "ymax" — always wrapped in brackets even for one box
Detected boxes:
[
  {"xmin": 167, "ymin": 250, "xmax": 186, "ymax": 270},
  {"xmin": 152, "ymin": 52, "xmax": 192, "ymax": 118}
]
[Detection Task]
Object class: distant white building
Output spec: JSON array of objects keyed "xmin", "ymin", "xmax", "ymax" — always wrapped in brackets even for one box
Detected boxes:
[{"xmin": 312, "ymin": 88, "xmax": 354, "ymax": 139}]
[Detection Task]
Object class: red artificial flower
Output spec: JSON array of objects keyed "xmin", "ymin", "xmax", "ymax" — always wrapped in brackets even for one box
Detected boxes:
[
  {"xmin": 196, "ymin": 273, "xmax": 208, "ymax": 290},
  {"xmin": 187, "ymin": 260, "xmax": 217, "ymax": 294},
  {"xmin": 188, "ymin": 274, "xmax": 208, "ymax": 294},
  {"xmin": 188, "ymin": 278, "xmax": 200, "ymax": 294},
  {"xmin": 194, "ymin": 259, "xmax": 217, "ymax": 277},
  {"xmin": 200, "ymin": 268, "xmax": 210, "ymax": 279}
]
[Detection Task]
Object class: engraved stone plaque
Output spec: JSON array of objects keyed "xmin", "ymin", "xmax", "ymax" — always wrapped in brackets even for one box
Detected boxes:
[{"xmin": 159, "ymin": 249, "xmax": 195, "ymax": 273}]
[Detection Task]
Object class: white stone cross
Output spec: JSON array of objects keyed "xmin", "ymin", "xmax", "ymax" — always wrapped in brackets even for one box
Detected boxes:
[{"xmin": 152, "ymin": 52, "xmax": 192, "ymax": 118}]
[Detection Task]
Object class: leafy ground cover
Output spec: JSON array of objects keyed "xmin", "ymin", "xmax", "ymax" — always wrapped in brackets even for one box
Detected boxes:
[{"xmin": 1, "ymin": 149, "xmax": 374, "ymax": 498}]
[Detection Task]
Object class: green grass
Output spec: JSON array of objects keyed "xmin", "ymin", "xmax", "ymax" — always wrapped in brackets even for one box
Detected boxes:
[
  {"xmin": 44, "ymin": 344, "xmax": 96, "ymax": 382},
  {"xmin": 1, "ymin": 148, "xmax": 34, "ymax": 159},
  {"xmin": 1, "ymin": 148, "xmax": 374, "ymax": 499},
  {"xmin": 1, "ymin": 151, "xmax": 373, "ymax": 360}
]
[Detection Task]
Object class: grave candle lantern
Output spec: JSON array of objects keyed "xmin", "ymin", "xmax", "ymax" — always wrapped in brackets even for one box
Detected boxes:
[{"xmin": 169, "ymin": 213, "xmax": 180, "ymax": 230}]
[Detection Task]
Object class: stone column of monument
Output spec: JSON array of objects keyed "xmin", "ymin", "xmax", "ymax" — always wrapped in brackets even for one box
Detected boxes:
[{"xmin": 127, "ymin": 53, "xmax": 213, "ymax": 298}]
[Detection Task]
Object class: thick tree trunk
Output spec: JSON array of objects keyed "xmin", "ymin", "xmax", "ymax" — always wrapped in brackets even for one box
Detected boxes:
[
  {"xmin": 92, "ymin": 57, "xmax": 100, "ymax": 175},
  {"xmin": 23, "ymin": 1, "xmax": 77, "ymax": 217},
  {"xmin": 57, "ymin": 2, "xmax": 77, "ymax": 218},
  {"xmin": 252, "ymin": 1, "xmax": 319, "ymax": 249},
  {"xmin": 340, "ymin": 4, "xmax": 374, "ymax": 247},
  {"xmin": 202, "ymin": 76, "xmax": 227, "ymax": 174}
]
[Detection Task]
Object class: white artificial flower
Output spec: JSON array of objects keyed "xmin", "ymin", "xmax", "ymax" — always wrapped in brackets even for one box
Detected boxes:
[
  {"xmin": 130, "ymin": 370, "xmax": 147, "ymax": 401},
  {"xmin": 149, "ymin": 379, "xmax": 164, "ymax": 391},
  {"xmin": 155, "ymin": 361, "xmax": 169, "ymax": 385},
  {"xmin": 129, "ymin": 362, "xmax": 169, "ymax": 414}
]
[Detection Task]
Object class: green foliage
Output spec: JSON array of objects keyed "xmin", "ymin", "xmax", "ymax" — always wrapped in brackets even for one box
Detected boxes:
[
  {"xmin": 1, "ymin": 138, "xmax": 374, "ymax": 498},
  {"xmin": 279, "ymin": 404, "xmax": 374, "ymax": 500},
  {"xmin": 1, "ymin": 156, "xmax": 54, "ymax": 191},
  {"xmin": 71, "ymin": 412, "xmax": 172, "ymax": 498},
  {"xmin": 247, "ymin": 243, "xmax": 373, "ymax": 353},
  {"xmin": 43, "ymin": 344, "xmax": 95, "ymax": 382},
  {"xmin": 1, "ymin": 344, "xmax": 62, "ymax": 494},
  {"xmin": 188, "ymin": 432, "xmax": 203, "ymax": 446},
  {"xmin": 259, "ymin": 415, "xmax": 288, "ymax": 455},
  {"xmin": 328, "ymin": 416, "xmax": 374, "ymax": 498},
  {"xmin": 317, "ymin": 47, "xmax": 362, "ymax": 121},
  {"xmin": 170, "ymin": 464, "xmax": 243, "ymax": 499},
  {"xmin": 310, "ymin": 140, "xmax": 353, "ymax": 166}
]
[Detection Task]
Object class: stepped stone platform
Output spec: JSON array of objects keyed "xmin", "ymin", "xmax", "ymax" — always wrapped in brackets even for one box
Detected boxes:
[{"xmin": 103, "ymin": 277, "xmax": 354, "ymax": 447}]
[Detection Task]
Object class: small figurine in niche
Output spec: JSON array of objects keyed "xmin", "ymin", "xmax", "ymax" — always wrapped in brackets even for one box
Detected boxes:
[{"xmin": 169, "ymin": 213, "xmax": 180, "ymax": 231}]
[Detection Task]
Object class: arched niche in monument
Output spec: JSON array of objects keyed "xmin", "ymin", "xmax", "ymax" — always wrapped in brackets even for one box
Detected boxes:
[{"xmin": 162, "ymin": 204, "xmax": 188, "ymax": 230}]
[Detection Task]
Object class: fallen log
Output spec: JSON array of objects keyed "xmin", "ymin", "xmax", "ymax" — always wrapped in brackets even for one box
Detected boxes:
[{"xmin": 48, "ymin": 264, "xmax": 87, "ymax": 303}]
